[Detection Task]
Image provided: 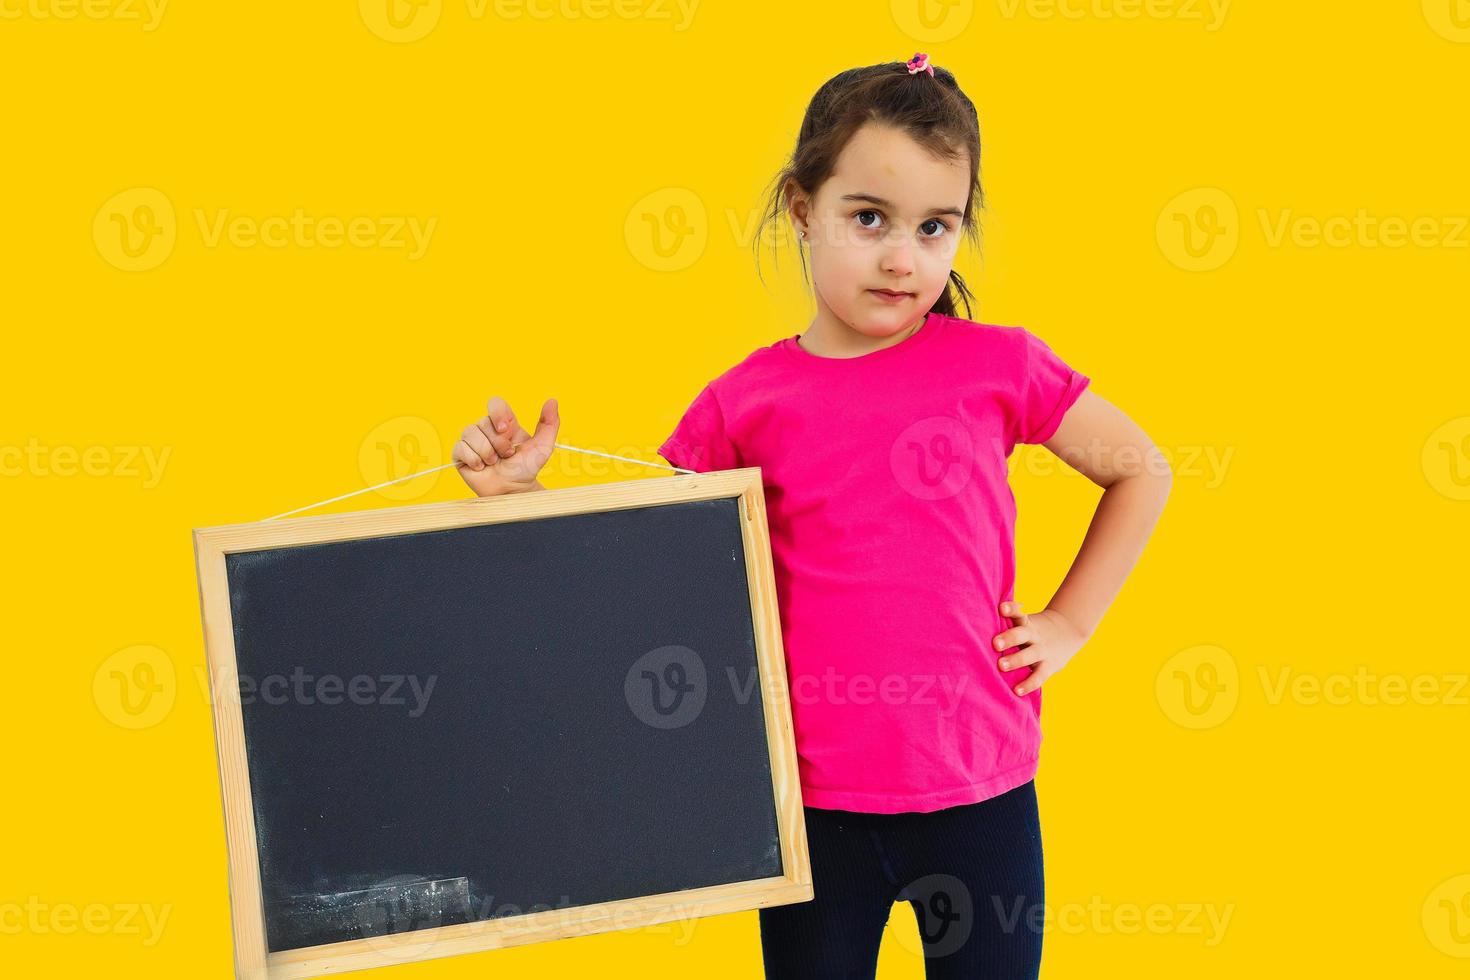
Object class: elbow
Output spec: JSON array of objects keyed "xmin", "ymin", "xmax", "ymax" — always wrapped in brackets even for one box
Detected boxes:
[{"xmin": 1148, "ymin": 447, "xmax": 1173, "ymax": 507}]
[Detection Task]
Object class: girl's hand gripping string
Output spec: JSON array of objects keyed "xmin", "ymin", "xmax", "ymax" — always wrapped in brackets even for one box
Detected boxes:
[
  {"xmin": 993, "ymin": 600, "xmax": 1087, "ymax": 697},
  {"xmin": 454, "ymin": 395, "xmax": 561, "ymax": 497}
]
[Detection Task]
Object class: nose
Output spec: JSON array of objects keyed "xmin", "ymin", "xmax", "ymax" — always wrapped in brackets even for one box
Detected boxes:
[{"xmin": 880, "ymin": 233, "xmax": 915, "ymax": 277}]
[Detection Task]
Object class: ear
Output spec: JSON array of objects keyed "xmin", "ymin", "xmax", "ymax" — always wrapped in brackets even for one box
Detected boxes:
[{"xmin": 784, "ymin": 178, "xmax": 811, "ymax": 238}]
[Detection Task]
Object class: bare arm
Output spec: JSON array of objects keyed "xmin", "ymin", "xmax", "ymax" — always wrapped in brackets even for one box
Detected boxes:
[
  {"xmin": 1039, "ymin": 387, "xmax": 1172, "ymax": 637},
  {"xmin": 993, "ymin": 388, "xmax": 1171, "ymax": 695}
]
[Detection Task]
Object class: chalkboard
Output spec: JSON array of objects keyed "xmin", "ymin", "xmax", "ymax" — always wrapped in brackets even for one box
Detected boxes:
[{"xmin": 194, "ymin": 469, "xmax": 811, "ymax": 979}]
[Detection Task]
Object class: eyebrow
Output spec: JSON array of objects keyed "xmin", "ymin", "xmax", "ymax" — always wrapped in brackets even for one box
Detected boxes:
[{"xmin": 839, "ymin": 193, "xmax": 964, "ymax": 218}]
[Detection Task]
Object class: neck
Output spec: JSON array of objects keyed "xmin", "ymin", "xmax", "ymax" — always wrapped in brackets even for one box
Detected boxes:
[{"xmin": 798, "ymin": 300, "xmax": 928, "ymax": 359}]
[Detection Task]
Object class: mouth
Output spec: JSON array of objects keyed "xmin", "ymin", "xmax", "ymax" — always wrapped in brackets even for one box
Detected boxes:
[{"xmin": 868, "ymin": 288, "xmax": 914, "ymax": 302}]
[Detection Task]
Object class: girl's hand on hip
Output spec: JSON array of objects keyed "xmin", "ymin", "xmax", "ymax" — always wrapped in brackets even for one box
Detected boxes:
[{"xmin": 993, "ymin": 600, "xmax": 1087, "ymax": 697}]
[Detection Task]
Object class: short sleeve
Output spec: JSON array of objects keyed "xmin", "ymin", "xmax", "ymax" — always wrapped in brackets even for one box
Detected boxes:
[
  {"xmin": 1017, "ymin": 328, "xmax": 1091, "ymax": 445},
  {"xmin": 658, "ymin": 383, "xmax": 742, "ymax": 473}
]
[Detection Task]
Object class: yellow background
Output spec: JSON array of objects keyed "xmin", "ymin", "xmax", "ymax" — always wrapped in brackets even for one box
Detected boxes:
[{"xmin": 3, "ymin": 0, "xmax": 1467, "ymax": 976}]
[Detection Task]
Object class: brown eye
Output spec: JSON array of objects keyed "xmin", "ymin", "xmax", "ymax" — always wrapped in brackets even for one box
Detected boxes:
[{"xmin": 855, "ymin": 210, "xmax": 882, "ymax": 229}]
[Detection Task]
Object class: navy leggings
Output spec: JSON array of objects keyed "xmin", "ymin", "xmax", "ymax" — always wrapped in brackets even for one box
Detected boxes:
[{"xmin": 759, "ymin": 779, "xmax": 1044, "ymax": 979}]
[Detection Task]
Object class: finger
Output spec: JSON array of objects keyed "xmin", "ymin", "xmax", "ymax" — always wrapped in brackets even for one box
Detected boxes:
[
  {"xmin": 998, "ymin": 645, "xmax": 1043, "ymax": 672},
  {"xmin": 484, "ymin": 398, "xmax": 520, "ymax": 457},
  {"xmin": 1001, "ymin": 599, "xmax": 1029, "ymax": 625},
  {"xmin": 475, "ymin": 413, "xmax": 516, "ymax": 460},
  {"xmin": 526, "ymin": 397, "xmax": 560, "ymax": 454},
  {"xmin": 1013, "ymin": 661, "xmax": 1055, "ymax": 697},
  {"xmin": 459, "ymin": 423, "xmax": 499, "ymax": 466},
  {"xmin": 452, "ymin": 438, "xmax": 485, "ymax": 472},
  {"xmin": 993, "ymin": 625, "xmax": 1034, "ymax": 652}
]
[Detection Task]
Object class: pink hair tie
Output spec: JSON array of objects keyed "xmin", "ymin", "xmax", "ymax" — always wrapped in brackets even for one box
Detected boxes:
[{"xmin": 906, "ymin": 52, "xmax": 935, "ymax": 77}]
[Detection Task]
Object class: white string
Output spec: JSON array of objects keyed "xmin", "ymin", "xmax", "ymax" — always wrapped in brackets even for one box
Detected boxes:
[{"xmin": 261, "ymin": 442, "xmax": 696, "ymax": 522}]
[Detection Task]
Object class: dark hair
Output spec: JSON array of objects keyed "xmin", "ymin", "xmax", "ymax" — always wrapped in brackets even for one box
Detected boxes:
[{"xmin": 753, "ymin": 57, "xmax": 984, "ymax": 320}]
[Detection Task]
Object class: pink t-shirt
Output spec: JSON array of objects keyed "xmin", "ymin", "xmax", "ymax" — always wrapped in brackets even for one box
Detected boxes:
[{"xmin": 658, "ymin": 313, "xmax": 1091, "ymax": 814}]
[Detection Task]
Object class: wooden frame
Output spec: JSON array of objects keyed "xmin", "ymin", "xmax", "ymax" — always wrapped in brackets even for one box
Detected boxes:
[{"xmin": 193, "ymin": 467, "xmax": 811, "ymax": 979}]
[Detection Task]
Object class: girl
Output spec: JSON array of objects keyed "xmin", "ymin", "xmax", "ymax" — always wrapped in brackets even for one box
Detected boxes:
[{"xmin": 452, "ymin": 52, "xmax": 1171, "ymax": 980}]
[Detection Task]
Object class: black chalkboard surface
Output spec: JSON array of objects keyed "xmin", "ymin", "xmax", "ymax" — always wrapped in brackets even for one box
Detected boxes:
[{"xmin": 194, "ymin": 469, "xmax": 810, "ymax": 979}]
